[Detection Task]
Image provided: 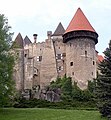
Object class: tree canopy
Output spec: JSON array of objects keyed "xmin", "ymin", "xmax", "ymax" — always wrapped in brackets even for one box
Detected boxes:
[
  {"xmin": 0, "ymin": 14, "xmax": 14, "ymax": 107},
  {"xmin": 95, "ymin": 40, "xmax": 111, "ymax": 118}
]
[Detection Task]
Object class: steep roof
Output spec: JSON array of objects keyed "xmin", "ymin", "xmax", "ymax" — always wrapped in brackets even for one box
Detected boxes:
[
  {"xmin": 53, "ymin": 22, "xmax": 65, "ymax": 36},
  {"xmin": 12, "ymin": 33, "xmax": 24, "ymax": 48},
  {"xmin": 98, "ymin": 55, "xmax": 104, "ymax": 62},
  {"xmin": 65, "ymin": 8, "xmax": 96, "ymax": 34},
  {"xmin": 24, "ymin": 36, "xmax": 32, "ymax": 45}
]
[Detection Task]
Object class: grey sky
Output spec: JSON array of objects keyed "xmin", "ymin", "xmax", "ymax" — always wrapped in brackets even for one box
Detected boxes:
[{"xmin": 1, "ymin": 0, "xmax": 111, "ymax": 54}]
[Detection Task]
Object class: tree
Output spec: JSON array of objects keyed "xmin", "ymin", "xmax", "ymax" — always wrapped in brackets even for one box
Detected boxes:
[
  {"xmin": 0, "ymin": 14, "xmax": 14, "ymax": 107},
  {"xmin": 61, "ymin": 77, "xmax": 72, "ymax": 101},
  {"xmin": 95, "ymin": 40, "xmax": 111, "ymax": 118}
]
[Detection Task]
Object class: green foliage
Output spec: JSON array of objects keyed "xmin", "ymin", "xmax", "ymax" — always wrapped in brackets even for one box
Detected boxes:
[
  {"xmin": 72, "ymin": 81, "xmax": 94, "ymax": 102},
  {"xmin": 61, "ymin": 77, "xmax": 72, "ymax": 100},
  {"xmin": 95, "ymin": 40, "xmax": 111, "ymax": 118},
  {"xmin": 0, "ymin": 14, "xmax": 14, "ymax": 107},
  {"xmin": 50, "ymin": 76, "xmax": 95, "ymax": 103},
  {"xmin": 13, "ymin": 98, "xmax": 96, "ymax": 109}
]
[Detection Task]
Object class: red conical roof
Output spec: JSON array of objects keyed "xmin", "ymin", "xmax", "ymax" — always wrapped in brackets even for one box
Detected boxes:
[{"xmin": 65, "ymin": 8, "xmax": 96, "ymax": 34}]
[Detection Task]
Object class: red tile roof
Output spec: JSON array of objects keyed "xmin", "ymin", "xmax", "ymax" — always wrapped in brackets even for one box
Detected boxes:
[
  {"xmin": 98, "ymin": 55, "xmax": 104, "ymax": 62},
  {"xmin": 65, "ymin": 8, "xmax": 96, "ymax": 34}
]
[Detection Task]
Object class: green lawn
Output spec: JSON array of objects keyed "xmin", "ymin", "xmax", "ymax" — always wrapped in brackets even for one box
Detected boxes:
[{"xmin": 0, "ymin": 108, "xmax": 106, "ymax": 120}]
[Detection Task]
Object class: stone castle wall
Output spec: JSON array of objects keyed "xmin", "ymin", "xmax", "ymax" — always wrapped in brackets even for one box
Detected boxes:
[
  {"xmin": 14, "ymin": 34, "xmax": 97, "ymax": 91},
  {"xmin": 65, "ymin": 38, "xmax": 96, "ymax": 89}
]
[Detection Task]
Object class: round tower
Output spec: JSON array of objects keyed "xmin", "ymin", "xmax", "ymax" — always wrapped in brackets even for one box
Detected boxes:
[{"xmin": 63, "ymin": 8, "xmax": 98, "ymax": 89}]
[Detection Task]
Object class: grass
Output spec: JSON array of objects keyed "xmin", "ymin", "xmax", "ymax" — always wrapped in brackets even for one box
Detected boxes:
[{"xmin": 0, "ymin": 108, "xmax": 106, "ymax": 120}]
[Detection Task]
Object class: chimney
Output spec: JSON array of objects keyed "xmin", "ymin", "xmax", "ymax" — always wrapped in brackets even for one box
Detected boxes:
[
  {"xmin": 47, "ymin": 31, "xmax": 52, "ymax": 39},
  {"xmin": 33, "ymin": 34, "xmax": 38, "ymax": 43}
]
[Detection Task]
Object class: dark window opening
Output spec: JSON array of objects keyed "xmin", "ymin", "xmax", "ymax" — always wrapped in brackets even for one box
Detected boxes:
[
  {"xmin": 59, "ymin": 47, "xmax": 60, "ymax": 49},
  {"xmin": 92, "ymin": 72, "xmax": 93, "ymax": 75},
  {"xmin": 37, "ymin": 56, "xmax": 42, "ymax": 62},
  {"xmin": 70, "ymin": 62, "xmax": 73, "ymax": 66},
  {"xmin": 72, "ymin": 72, "xmax": 74, "ymax": 75},
  {"xmin": 62, "ymin": 53, "xmax": 66, "ymax": 57},
  {"xmin": 39, "ymin": 56, "xmax": 42, "ymax": 61},
  {"xmin": 24, "ymin": 54, "xmax": 27, "ymax": 57},
  {"xmin": 85, "ymin": 51, "xmax": 87, "ymax": 56},
  {"xmin": 58, "ymin": 66, "xmax": 61, "ymax": 70},
  {"xmin": 57, "ymin": 54, "xmax": 61, "ymax": 59},
  {"xmin": 93, "ymin": 61, "xmax": 95, "ymax": 65}
]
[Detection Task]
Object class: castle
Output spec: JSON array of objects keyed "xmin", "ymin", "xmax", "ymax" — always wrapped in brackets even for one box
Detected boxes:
[{"xmin": 12, "ymin": 8, "xmax": 103, "ymax": 94}]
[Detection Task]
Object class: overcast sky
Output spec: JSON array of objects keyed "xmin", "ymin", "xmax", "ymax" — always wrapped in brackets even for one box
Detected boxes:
[{"xmin": 1, "ymin": 0, "xmax": 111, "ymax": 54}]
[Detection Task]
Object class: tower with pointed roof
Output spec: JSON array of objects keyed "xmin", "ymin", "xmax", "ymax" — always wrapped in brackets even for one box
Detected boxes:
[
  {"xmin": 63, "ymin": 8, "xmax": 98, "ymax": 89},
  {"xmin": 12, "ymin": 33, "xmax": 25, "ymax": 91}
]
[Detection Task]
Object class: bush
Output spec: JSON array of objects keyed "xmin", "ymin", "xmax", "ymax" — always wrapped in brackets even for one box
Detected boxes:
[{"xmin": 13, "ymin": 98, "xmax": 96, "ymax": 110}]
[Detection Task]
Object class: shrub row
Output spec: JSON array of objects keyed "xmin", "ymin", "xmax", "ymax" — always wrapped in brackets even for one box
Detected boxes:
[{"xmin": 13, "ymin": 98, "xmax": 96, "ymax": 110}]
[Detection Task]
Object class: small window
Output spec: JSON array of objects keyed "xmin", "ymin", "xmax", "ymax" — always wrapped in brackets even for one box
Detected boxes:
[
  {"xmin": 58, "ymin": 66, "xmax": 63, "ymax": 71},
  {"xmin": 93, "ymin": 61, "xmax": 95, "ymax": 65},
  {"xmin": 58, "ymin": 66, "xmax": 61, "ymax": 70},
  {"xmin": 72, "ymin": 72, "xmax": 74, "ymax": 75},
  {"xmin": 37, "ymin": 56, "xmax": 42, "ymax": 62},
  {"xmin": 85, "ymin": 51, "xmax": 87, "ymax": 56},
  {"xmin": 39, "ymin": 56, "xmax": 42, "ymax": 61},
  {"xmin": 62, "ymin": 53, "xmax": 66, "ymax": 57},
  {"xmin": 59, "ymin": 47, "xmax": 60, "ymax": 49},
  {"xmin": 70, "ymin": 43, "xmax": 71, "ymax": 47},
  {"xmin": 92, "ymin": 72, "xmax": 93, "ymax": 75},
  {"xmin": 58, "ymin": 66, "xmax": 61, "ymax": 72},
  {"xmin": 56, "ymin": 54, "xmax": 62, "ymax": 59},
  {"xmin": 70, "ymin": 62, "xmax": 73, "ymax": 66},
  {"xmin": 57, "ymin": 54, "xmax": 61, "ymax": 59},
  {"xmin": 24, "ymin": 54, "xmax": 27, "ymax": 57},
  {"xmin": 16, "ymin": 53, "xmax": 19, "ymax": 56}
]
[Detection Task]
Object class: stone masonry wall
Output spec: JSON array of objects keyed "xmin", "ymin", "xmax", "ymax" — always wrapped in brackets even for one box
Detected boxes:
[{"xmin": 65, "ymin": 38, "xmax": 96, "ymax": 89}]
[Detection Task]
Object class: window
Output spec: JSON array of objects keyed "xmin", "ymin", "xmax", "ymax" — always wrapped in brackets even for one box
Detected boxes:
[
  {"xmin": 70, "ymin": 62, "xmax": 73, "ymax": 66},
  {"xmin": 57, "ymin": 54, "xmax": 61, "ymax": 59},
  {"xmin": 62, "ymin": 53, "xmax": 66, "ymax": 57},
  {"xmin": 93, "ymin": 61, "xmax": 95, "ymax": 65},
  {"xmin": 72, "ymin": 72, "xmax": 74, "ymax": 75},
  {"xmin": 58, "ymin": 66, "xmax": 61, "ymax": 70},
  {"xmin": 24, "ymin": 54, "xmax": 27, "ymax": 57},
  {"xmin": 16, "ymin": 52, "xmax": 19, "ymax": 56},
  {"xmin": 92, "ymin": 72, "xmax": 93, "ymax": 75},
  {"xmin": 37, "ymin": 56, "xmax": 42, "ymax": 62},
  {"xmin": 85, "ymin": 51, "xmax": 87, "ymax": 56},
  {"xmin": 56, "ymin": 54, "xmax": 63, "ymax": 59},
  {"xmin": 57, "ymin": 66, "xmax": 63, "ymax": 71},
  {"xmin": 39, "ymin": 56, "xmax": 42, "ymax": 61},
  {"xmin": 59, "ymin": 47, "xmax": 60, "ymax": 49}
]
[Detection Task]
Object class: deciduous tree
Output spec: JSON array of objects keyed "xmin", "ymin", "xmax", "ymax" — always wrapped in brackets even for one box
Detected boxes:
[{"xmin": 0, "ymin": 14, "xmax": 14, "ymax": 107}]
